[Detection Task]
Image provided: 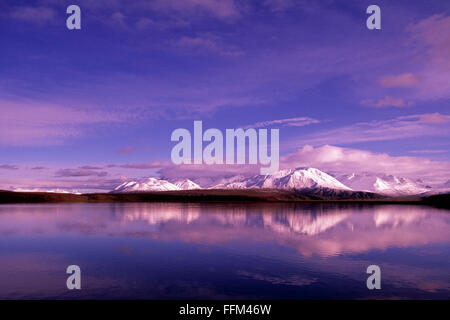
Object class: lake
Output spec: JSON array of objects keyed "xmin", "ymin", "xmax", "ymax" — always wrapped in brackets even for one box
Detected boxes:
[{"xmin": 0, "ymin": 202, "xmax": 449, "ymax": 299}]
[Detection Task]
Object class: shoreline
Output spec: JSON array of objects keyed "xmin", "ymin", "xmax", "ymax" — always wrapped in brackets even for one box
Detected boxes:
[{"xmin": 1, "ymin": 189, "xmax": 448, "ymax": 209}]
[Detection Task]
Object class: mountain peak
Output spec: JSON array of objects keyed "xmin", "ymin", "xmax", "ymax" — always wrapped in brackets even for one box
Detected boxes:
[
  {"xmin": 172, "ymin": 179, "xmax": 201, "ymax": 190},
  {"xmin": 338, "ymin": 172, "xmax": 429, "ymax": 196},
  {"xmin": 213, "ymin": 167, "xmax": 352, "ymax": 191},
  {"xmin": 113, "ymin": 177, "xmax": 180, "ymax": 193},
  {"xmin": 111, "ymin": 167, "xmax": 433, "ymax": 196}
]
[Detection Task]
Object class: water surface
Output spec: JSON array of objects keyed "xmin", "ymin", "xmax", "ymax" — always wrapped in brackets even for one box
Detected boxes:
[{"xmin": 0, "ymin": 202, "xmax": 449, "ymax": 299}]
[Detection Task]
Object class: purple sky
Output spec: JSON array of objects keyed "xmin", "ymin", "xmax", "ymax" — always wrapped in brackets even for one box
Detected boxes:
[{"xmin": 0, "ymin": 0, "xmax": 449, "ymax": 192}]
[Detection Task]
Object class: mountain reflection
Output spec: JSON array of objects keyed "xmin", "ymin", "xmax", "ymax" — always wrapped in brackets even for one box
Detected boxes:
[{"xmin": 0, "ymin": 203, "xmax": 449, "ymax": 257}]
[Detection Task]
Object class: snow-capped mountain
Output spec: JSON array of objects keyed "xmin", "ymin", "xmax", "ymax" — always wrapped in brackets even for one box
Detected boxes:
[
  {"xmin": 171, "ymin": 179, "xmax": 201, "ymax": 190},
  {"xmin": 111, "ymin": 168, "xmax": 437, "ymax": 197},
  {"xmin": 12, "ymin": 188, "xmax": 81, "ymax": 194},
  {"xmin": 213, "ymin": 168, "xmax": 352, "ymax": 191},
  {"xmin": 113, "ymin": 177, "xmax": 181, "ymax": 193},
  {"xmin": 112, "ymin": 178, "xmax": 202, "ymax": 193},
  {"xmin": 337, "ymin": 172, "xmax": 430, "ymax": 196}
]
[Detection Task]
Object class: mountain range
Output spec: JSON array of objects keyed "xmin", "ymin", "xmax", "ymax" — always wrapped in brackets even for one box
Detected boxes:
[
  {"xmin": 113, "ymin": 178, "xmax": 201, "ymax": 193},
  {"xmin": 336, "ymin": 172, "xmax": 432, "ymax": 196},
  {"xmin": 112, "ymin": 167, "xmax": 443, "ymax": 196}
]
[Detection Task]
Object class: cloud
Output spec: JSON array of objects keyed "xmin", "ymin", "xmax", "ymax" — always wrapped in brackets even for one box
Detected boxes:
[
  {"xmin": 364, "ymin": 15, "xmax": 450, "ymax": 105},
  {"xmin": 361, "ymin": 96, "xmax": 414, "ymax": 108},
  {"xmin": 0, "ymin": 99, "xmax": 127, "ymax": 146},
  {"xmin": 4, "ymin": 1, "xmax": 238, "ymax": 33},
  {"xmin": 281, "ymin": 145, "xmax": 450, "ymax": 186},
  {"xmin": 299, "ymin": 113, "xmax": 450, "ymax": 146},
  {"xmin": 113, "ymin": 143, "xmax": 450, "ymax": 188},
  {"xmin": 408, "ymin": 149, "xmax": 447, "ymax": 155},
  {"xmin": 2, "ymin": 141, "xmax": 449, "ymax": 192},
  {"xmin": 403, "ymin": 14, "xmax": 450, "ymax": 101},
  {"xmin": 408, "ymin": 14, "xmax": 450, "ymax": 66},
  {"xmin": 159, "ymin": 163, "xmax": 259, "ymax": 187},
  {"xmin": 9, "ymin": 6, "xmax": 57, "ymax": 25},
  {"xmin": 152, "ymin": 0, "xmax": 239, "ymax": 19},
  {"xmin": 115, "ymin": 147, "xmax": 134, "ymax": 155},
  {"xmin": 0, "ymin": 160, "xmax": 165, "ymax": 192},
  {"xmin": 263, "ymin": 0, "xmax": 329, "ymax": 13},
  {"xmin": 244, "ymin": 117, "xmax": 320, "ymax": 129},
  {"xmin": 380, "ymin": 73, "xmax": 420, "ymax": 88},
  {"xmin": 175, "ymin": 35, "xmax": 244, "ymax": 56},
  {"xmin": 152, "ymin": 97, "xmax": 266, "ymax": 118},
  {"xmin": 109, "ymin": 12, "xmax": 127, "ymax": 27},
  {"xmin": 420, "ymin": 112, "xmax": 449, "ymax": 123},
  {"xmin": 135, "ymin": 17, "xmax": 155, "ymax": 30},
  {"xmin": 0, "ymin": 165, "xmax": 19, "ymax": 170},
  {"xmin": 55, "ymin": 169, "xmax": 108, "ymax": 178},
  {"xmin": 79, "ymin": 166, "xmax": 103, "ymax": 170},
  {"xmin": 0, "ymin": 176, "xmax": 124, "ymax": 193},
  {"xmin": 113, "ymin": 161, "xmax": 170, "ymax": 169}
]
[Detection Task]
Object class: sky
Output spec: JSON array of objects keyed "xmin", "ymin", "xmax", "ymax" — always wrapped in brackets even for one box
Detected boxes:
[{"xmin": 0, "ymin": 0, "xmax": 449, "ymax": 192}]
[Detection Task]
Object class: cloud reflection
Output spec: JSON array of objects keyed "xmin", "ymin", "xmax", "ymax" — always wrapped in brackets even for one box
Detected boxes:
[{"xmin": 0, "ymin": 203, "xmax": 448, "ymax": 257}]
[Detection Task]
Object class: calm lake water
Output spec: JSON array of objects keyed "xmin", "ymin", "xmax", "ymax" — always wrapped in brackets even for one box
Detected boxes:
[{"xmin": 0, "ymin": 202, "xmax": 449, "ymax": 299}]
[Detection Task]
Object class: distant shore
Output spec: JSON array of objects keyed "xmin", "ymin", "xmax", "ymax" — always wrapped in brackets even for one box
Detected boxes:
[{"xmin": 0, "ymin": 189, "xmax": 449, "ymax": 208}]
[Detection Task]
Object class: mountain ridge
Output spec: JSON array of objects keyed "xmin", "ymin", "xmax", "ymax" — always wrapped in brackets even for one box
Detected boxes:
[
  {"xmin": 112, "ymin": 167, "xmax": 435, "ymax": 196},
  {"xmin": 2, "ymin": 189, "xmax": 449, "ymax": 209}
]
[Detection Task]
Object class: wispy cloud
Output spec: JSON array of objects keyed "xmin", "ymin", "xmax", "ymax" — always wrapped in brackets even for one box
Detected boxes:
[
  {"xmin": 152, "ymin": 0, "xmax": 240, "ymax": 19},
  {"xmin": 409, "ymin": 14, "xmax": 450, "ymax": 66},
  {"xmin": 299, "ymin": 113, "xmax": 450, "ymax": 146},
  {"xmin": 8, "ymin": 6, "xmax": 57, "ymax": 25},
  {"xmin": 79, "ymin": 166, "xmax": 103, "ymax": 170},
  {"xmin": 420, "ymin": 112, "xmax": 450, "ymax": 123},
  {"xmin": 361, "ymin": 14, "xmax": 450, "ymax": 106},
  {"xmin": 109, "ymin": 160, "xmax": 170, "ymax": 170},
  {"xmin": 0, "ymin": 99, "xmax": 128, "ymax": 146},
  {"xmin": 361, "ymin": 96, "xmax": 414, "ymax": 108},
  {"xmin": 0, "ymin": 177, "xmax": 124, "ymax": 193},
  {"xmin": 408, "ymin": 149, "xmax": 448, "ymax": 154},
  {"xmin": 115, "ymin": 147, "xmax": 134, "ymax": 155},
  {"xmin": 174, "ymin": 34, "xmax": 244, "ymax": 56},
  {"xmin": 407, "ymin": 14, "xmax": 450, "ymax": 101},
  {"xmin": 380, "ymin": 73, "xmax": 420, "ymax": 88},
  {"xmin": 263, "ymin": 0, "xmax": 327, "ymax": 13},
  {"xmin": 244, "ymin": 117, "xmax": 320, "ymax": 129},
  {"xmin": 31, "ymin": 166, "xmax": 46, "ymax": 170},
  {"xmin": 55, "ymin": 168, "xmax": 108, "ymax": 178},
  {"xmin": 0, "ymin": 165, "xmax": 19, "ymax": 170}
]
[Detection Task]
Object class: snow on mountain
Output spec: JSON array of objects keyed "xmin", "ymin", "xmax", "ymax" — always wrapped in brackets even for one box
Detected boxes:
[
  {"xmin": 113, "ymin": 177, "xmax": 181, "ymax": 193},
  {"xmin": 213, "ymin": 168, "xmax": 352, "ymax": 191},
  {"xmin": 111, "ymin": 168, "xmax": 437, "ymax": 196},
  {"xmin": 12, "ymin": 188, "xmax": 81, "ymax": 194},
  {"xmin": 337, "ymin": 172, "xmax": 430, "ymax": 196},
  {"xmin": 172, "ymin": 179, "xmax": 201, "ymax": 190},
  {"xmin": 113, "ymin": 178, "xmax": 202, "ymax": 193}
]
